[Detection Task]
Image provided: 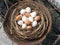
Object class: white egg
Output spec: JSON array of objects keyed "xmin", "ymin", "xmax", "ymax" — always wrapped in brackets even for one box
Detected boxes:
[
  {"xmin": 28, "ymin": 17, "xmax": 33, "ymax": 22},
  {"xmin": 30, "ymin": 12, "xmax": 37, "ymax": 17},
  {"xmin": 25, "ymin": 7, "xmax": 31, "ymax": 12},
  {"xmin": 18, "ymin": 20, "xmax": 23, "ymax": 25},
  {"xmin": 20, "ymin": 9, "xmax": 26, "ymax": 15},
  {"xmin": 32, "ymin": 21, "xmax": 37, "ymax": 27},
  {"xmin": 22, "ymin": 24, "xmax": 27, "ymax": 29},
  {"xmin": 22, "ymin": 16, "xmax": 27, "ymax": 22}
]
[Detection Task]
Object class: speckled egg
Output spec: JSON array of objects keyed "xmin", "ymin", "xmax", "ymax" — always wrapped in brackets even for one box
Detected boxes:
[
  {"xmin": 32, "ymin": 21, "xmax": 37, "ymax": 27},
  {"xmin": 30, "ymin": 12, "xmax": 37, "ymax": 17},
  {"xmin": 25, "ymin": 7, "xmax": 31, "ymax": 12},
  {"xmin": 27, "ymin": 26, "xmax": 32, "ymax": 30},
  {"xmin": 28, "ymin": 17, "xmax": 33, "ymax": 22},
  {"xmin": 16, "ymin": 15, "xmax": 22, "ymax": 21},
  {"xmin": 22, "ymin": 16, "xmax": 27, "ymax": 22},
  {"xmin": 24, "ymin": 12, "xmax": 30, "ymax": 17},
  {"xmin": 25, "ymin": 20, "xmax": 31, "ymax": 25},
  {"xmin": 35, "ymin": 16, "xmax": 41, "ymax": 21},
  {"xmin": 18, "ymin": 20, "xmax": 23, "ymax": 25},
  {"xmin": 22, "ymin": 24, "xmax": 27, "ymax": 29},
  {"xmin": 20, "ymin": 9, "xmax": 26, "ymax": 15}
]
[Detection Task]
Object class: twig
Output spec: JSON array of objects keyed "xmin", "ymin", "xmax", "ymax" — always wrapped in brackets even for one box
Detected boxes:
[{"xmin": 3, "ymin": 0, "xmax": 9, "ymax": 9}]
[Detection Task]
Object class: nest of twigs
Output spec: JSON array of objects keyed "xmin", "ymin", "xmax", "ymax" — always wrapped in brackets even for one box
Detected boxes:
[{"xmin": 3, "ymin": 1, "xmax": 52, "ymax": 44}]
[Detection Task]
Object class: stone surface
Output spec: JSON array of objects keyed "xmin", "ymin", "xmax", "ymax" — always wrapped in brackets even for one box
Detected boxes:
[{"xmin": 0, "ymin": 16, "xmax": 17, "ymax": 45}]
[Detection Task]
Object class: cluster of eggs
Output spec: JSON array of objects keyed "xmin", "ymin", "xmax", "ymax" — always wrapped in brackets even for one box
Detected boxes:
[{"xmin": 15, "ymin": 7, "xmax": 40, "ymax": 30}]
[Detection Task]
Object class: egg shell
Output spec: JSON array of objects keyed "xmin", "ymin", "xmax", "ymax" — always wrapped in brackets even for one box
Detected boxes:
[
  {"xmin": 22, "ymin": 24, "xmax": 27, "ymax": 29},
  {"xmin": 32, "ymin": 21, "xmax": 37, "ymax": 27},
  {"xmin": 35, "ymin": 16, "xmax": 41, "ymax": 21},
  {"xmin": 25, "ymin": 20, "xmax": 31, "ymax": 25},
  {"xmin": 28, "ymin": 17, "xmax": 33, "ymax": 22},
  {"xmin": 24, "ymin": 12, "xmax": 30, "ymax": 17},
  {"xmin": 18, "ymin": 20, "xmax": 23, "ymax": 25},
  {"xmin": 25, "ymin": 7, "xmax": 31, "ymax": 12},
  {"xmin": 20, "ymin": 9, "xmax": 26, "ymax": 15},
  {"xmin": 30, "ymin": 12, "xmax": 37, "ymax": 17},
  {"xmin": 27, "ymin": 26, "xmax": 32, "ymax": 30},
  {"xmin": 22, "ymin": 16, "xmax": 27, "ymax": 22},
  {"xmin": 16, "ymin": 15, "xmax": 22, "ymax": 21}
]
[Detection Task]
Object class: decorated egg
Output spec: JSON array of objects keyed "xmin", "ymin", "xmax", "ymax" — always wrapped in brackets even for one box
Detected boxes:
[
  {"xmin": 20, "ymin": 9, "xmax": 26, "ymax": 15},
  {"xmin": 16, "ymin": 15, "xmax": 22, "ymax": 21},
  {"xmin": 22, "ymin": 24, "xmax": 27, "ymax": 29},
  {"xmin": 25, "ymin": 20, "xmax": 31, "ymax": 25},
  {"xmin": 28, "ymin": 17, "xmax": 33, "ymax": 22},
  {"xmin": 18, "ymin": 20, "xmax": 23, "ymax": 25},
  {"xmin": 35, "ymin": 16, "xmax": 41, "ymax": 21},
  {"xmin": 27, "ymin": 26, "xmax": 32, "ymax": 30},
  {"xmin": 25, "ymin": 7, "xmax": 31, "ymax": 12},
  {"xmin": 30, "ymin": 12, "xmax": 37, "ymax": 17},
  {"xmin": 24, "ymin": 12, "xmax": 30, "ymax": 17},
  {"xmin": 32, "ymin": 21, "xmax": 37, "ymax": 27},
  {"xmin": 22, "ymin": 16, "xmax": 27, "ymax": 22}
]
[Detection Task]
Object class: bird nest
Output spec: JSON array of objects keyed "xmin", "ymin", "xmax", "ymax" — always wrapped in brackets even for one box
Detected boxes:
[{"xmin": 3, "ymin": 1, "xmax": 52, "ymax": 43}]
